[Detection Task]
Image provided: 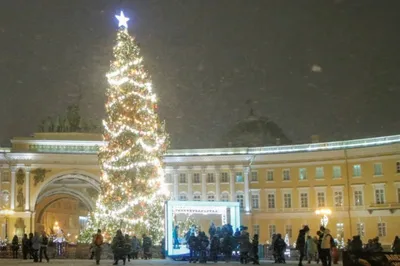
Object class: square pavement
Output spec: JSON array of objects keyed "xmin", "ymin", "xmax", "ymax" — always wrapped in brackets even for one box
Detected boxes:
[{"xmin": 0, "ymin": 259, "xmax": 308, "ymax": 265}]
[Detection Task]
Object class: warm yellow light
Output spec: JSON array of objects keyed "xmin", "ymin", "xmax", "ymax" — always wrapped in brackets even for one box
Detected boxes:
[
  {"xmin": 315, "ymin": 209, "xmax": 332, "ymax": 215},
  {"xmin": 0, "ymin": 209, "xmax": 15, "ymax": 216}
]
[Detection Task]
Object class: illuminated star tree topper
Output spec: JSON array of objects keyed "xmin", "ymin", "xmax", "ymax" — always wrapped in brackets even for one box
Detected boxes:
[{"xmin": 115, "ymin": 11, "xmax": 130, "ymax": 28}]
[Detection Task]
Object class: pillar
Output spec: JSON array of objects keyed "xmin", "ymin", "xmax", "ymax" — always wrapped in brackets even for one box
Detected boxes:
[
  {"xmin": 25, "ymin": 168, "xmax": 30, "ymax": 211},
  {"xmin": 10, "ymin": 167, "xmax": 16, "ymax": 210},
  {"xmin": 187, "ymin": 171, "xmax": 193, "ymax": 200},
  {"xmin": 173, "ymin": 171, "xmax": 178, "ymax": 200},
  {"xmin": 230, "ymin": 169, "xmax": 235, "ymax": 201},
  {"xmin": 244, "ymin": 167, "xmax": 251, "ymax": 212},
  {"xmin": 201, "ymin": 168, "xmax": 207, "ymax": 201}
]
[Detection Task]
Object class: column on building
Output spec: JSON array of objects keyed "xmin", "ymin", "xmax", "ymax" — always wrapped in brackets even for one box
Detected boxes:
[
  {"xmin": 0, "ymin": 169, "xmax": 2, "ymax": 194},
  {"xmin": 215, "ymin": 169, "xmax": 220, "ymax": 201},
  {"xmin": 229, "ymin": 169, "xmax": 235, "ymax": 202},
  {"xmin": 244, "ymin": 167, "xmax": 251, "ymax": 212},
  {"xmin": 201, "ymin": 168, "xmax": 207, "ymax": 201},
  {"xmin": 187, "ymin": 170, "xmax": 193, "ymax": 200},
  {"xmin": 173, "ymin": 170, "xmax": 179, "ymax": 200},
  {"xmin": 25, "ymin": 167, "xmax": 30, "ymax": 211},
  {"xmin": 10, "ymin": 167, "xmax": 16, "ymax": 210}
]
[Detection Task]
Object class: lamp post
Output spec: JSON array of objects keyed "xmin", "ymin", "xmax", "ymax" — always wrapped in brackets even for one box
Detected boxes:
[
  {"xmin": 0, "ymin": 209, "xmax": 15, "ymax": 239},
  {"xmin": 315, "ymin": 208, "xmax": 331, "ymax": 228}
]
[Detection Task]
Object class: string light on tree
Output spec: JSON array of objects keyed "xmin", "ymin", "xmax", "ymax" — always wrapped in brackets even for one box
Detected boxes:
[{"xmin": 78, "ymin": 11, "xmax": 169, "ymax": 243}]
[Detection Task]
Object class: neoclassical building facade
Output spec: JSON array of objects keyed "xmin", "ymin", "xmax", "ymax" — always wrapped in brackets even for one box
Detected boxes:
[{"xmin": 0, "ymin": 132, "xmax": 399, "ymax": 245}]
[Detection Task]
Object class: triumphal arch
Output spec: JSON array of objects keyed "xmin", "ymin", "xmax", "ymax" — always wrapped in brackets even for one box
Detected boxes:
[{"xmin": 0, "ymin": 133, "xmax": 102, "ymax": 239}]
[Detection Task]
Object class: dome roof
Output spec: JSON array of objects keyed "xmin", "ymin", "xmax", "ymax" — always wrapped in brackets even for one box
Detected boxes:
[{"xmin": 219, "ymin": 109, "xmax": 291, "ymax": 148}]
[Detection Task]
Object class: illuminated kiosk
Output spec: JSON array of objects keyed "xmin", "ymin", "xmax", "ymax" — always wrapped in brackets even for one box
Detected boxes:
[{"xmin": 165, "ymin": 200, "xmax": 241, "ymax": 259}]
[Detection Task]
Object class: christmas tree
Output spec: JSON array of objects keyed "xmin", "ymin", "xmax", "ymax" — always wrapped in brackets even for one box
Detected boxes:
[{"xmin": 81, "ymin": 11, "xmax": 169, "ymax": 242}]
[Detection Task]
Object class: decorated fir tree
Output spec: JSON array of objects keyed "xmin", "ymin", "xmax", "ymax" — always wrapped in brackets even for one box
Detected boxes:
[{"xmin": 80, "ymin": 11, "xmax": 168, "ymax": 243}]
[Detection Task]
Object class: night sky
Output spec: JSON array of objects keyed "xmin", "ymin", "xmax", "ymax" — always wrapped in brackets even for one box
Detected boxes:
[{"xmin": 1, "ymin": 0, "xmax": 399, "ymax": 148}]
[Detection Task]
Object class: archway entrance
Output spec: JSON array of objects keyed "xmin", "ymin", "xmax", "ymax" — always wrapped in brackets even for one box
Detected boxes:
[{"xmin": 33, "ymin": 171, "xmax": 100, "ymax": 242}]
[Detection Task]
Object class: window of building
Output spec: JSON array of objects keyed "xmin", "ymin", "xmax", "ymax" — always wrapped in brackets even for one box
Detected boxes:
[
  {"xmin": 252, "ymin": 194, "xmax": 260, "ymax": 209},
  {"xmin": 285, "ymin": 225, "xmax": 292, "ymax": 238},
  {"xmin": 317, "ymin": 192, "xmax": 326, "ymax": 207},
  {"xmin": 165, "ymin": 174, "xmax": 172, "ymax": 183},
  {"xmin": 315, "ymin": 167, "xmax": 324, "ymax": 179},
  {"xmin": 356, "ymin": 223, "xmax": 365, "ymax": 238},
  {"xmin": 1, "ymin": 190, "xmax": 10, "ymax": 208},
  {"xmin": 253, "ymin": 225, "xmax": 260, "ymax": 236},
  {"xmin": 220, "ymin": 172, "xmax": 229, "ymax": 183},
  {"xmin": 398, "ymin": 188, "xmax": 400, "ymax": 203},
  {"xmin": 236, "ymin": 193, "xmax": 244, "ymax": 209},
  {"xmin": 179, "ymin": 173, "xmax": 187, "ymax": 183},
  {"xmin": 336, "ymin": 223, "xmax": 344, "ymax": 238},
  {"xmin": 207, "ymin": 192, "xmax": 215, "ymax": 201},
  {"xmin": 269, "ymin": 225, "xmax": 276, "ymax": 239},
  {"xmin": 334, "ymin": 191, "xmax": 343, "ymax": 207},
  {"xmin": 354, "ymin": 190, "xmax": 363, "ymax": 206},
  {"xmin": 375, "ymin": 188, "xmax": 385, "ymax": 204},
  {"xmin": 283, "ymin": 193, "xmax": 292, "ymax": 208},
  {"xmin": 221, "ymin": 192, "xmax": 229, "ymax": 202},
  {"xmin": 396, "ymin": 162, "xmax": 400, "ymax": 173},
  {"xmin": 1, "ymin": 171, "xmax": 10, "ymax": 182},
  {"xmin": 267, "ymin": 193, "xmax": 276, "ymax": 209},
  {"xmin": 374, "ymin": 163, "xmax": 383, "ymax": 176},
  {"xmin": 267, "ymin": 170, "xmax": 274, "ymax": 181},
  {"xmin": 299, "ymin": 168, "xmax": 307, "ymax": 180},
  {"xmin": 251, "ymin": 172, "xmax": 258, "ymax": 182},
  {"xmin": 283, "ymin": 169, "xmax": 290, "ymax": 181},
  {"xmin": 353, "ymin": 164, "xmax": 361, "ymax": 177},
  {"xmin": 193, "ymin": 173, "xmax": 200, "ymax": 184},
  {"xmin": 236, "ymin": 172, "xmax": 243, "ymax": 183},
  {"xmin": 207, "ymin": 173, "xmax": 215, "ymax": 183},
  {"xmin": 333, "ymin": 166, "xmax": 341, "ymax": 178},
  {"xmin": 179, "ymin": 193, "xmax": 187, "ymax": 201},
  {"xmin": 378, "ymin": 222, "xmax": 386, "ymax": 237},
  {"xmin": 300, "ymin": 193, "xmax": 308, "ymax": 208},
  {"xmin": 193, "ymin": 193, "xmax": 201, "ymax": 201}
]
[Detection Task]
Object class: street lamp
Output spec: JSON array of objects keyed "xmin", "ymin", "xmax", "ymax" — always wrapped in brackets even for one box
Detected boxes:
[
  {"xmin": 315, "ymin": 208, "xmax": 331, "ymax": 227},
  {"xmin": 0, "ymin": 209, "xmax": 15, "ymax": 239}
]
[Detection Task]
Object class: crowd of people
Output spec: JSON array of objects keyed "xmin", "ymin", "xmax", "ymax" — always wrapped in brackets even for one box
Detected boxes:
[
  {"xmin": 295, "ymin": 224, "xmax": 400, "ymax": 266},
  {"xmin": 7, "ymin": 232, "xmax": 50, "ymax": 262},
  {"xmin": 89, "ymin": 229, "xmax": 153, "ymax": 265},
  {"xmin": 173, "ymin": 223, "xmax": 260, "ymax": 264}
]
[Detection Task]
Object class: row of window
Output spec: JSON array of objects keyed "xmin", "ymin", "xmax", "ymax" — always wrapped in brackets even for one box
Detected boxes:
[
  {"xmin": 177, "ymin": 186, "xmax": 400, "ymax": 210},
  {"xmin": 166, "ymin": 162, "xmax": 400, "ymax": 184},
  {"xmin": 259, "ymin": 222, "xmax": 387, "ymax": 240}
]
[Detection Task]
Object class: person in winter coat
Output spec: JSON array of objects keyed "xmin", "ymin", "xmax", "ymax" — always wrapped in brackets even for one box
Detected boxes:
[
  {"xmin": 22, "ymin": 234, "xmax": 29, "ymax": 260},
  {"xmin": 210, "ymin": 235, "xmax": 220, "ymax": 263},
  {"xmin": 111, "ymin": 229, "xmax": 126, "ymax": 265},
  {"xmin": 251, "ymin": 234, "xmax": 260, "ymax": 265},
  {"xmin": 142, "ymin": 234, "xmax": 153, "ymax": 260},
  {"xmin": 320, "ymin": 229, "xmax": 334, "ymax": 266},
  {"xmin": 188, "ymin": 232, "xmax": 199, "ymax": 263},
  {"xmin": 274, "ymin": 234, "xmax": 287, "ymax": 264},
  {"xmin": 93, "ymin": 229, "xmax": 104, "ymax": 265},
  {"xmin": 173, "ymin": 225, "xmax": 180, "ymax": 249},
  {"xmin": 296, "ymin": 225, "xmax": 310, "ymax": 266},
  {"xmin": 31, "ymin": 232, "xmax": 41, "ymax": 262},
  {"xmin": 239, "ymin": 231, "xmax": 251, "ymax": 264},
  {"xmin": 392, "ymin": 236, "xmax": 400, "ymax": 254},
  {"xmin": 11, "ymin": 235, "xmax": 19, "ymax": 259},
  {"xmin": 269, "ymin": 234, "xmax": 278, "ymax": 263},
  {"xmin": 124, "ymin": 234, "xmax": 132, "ymax": 262},
  {"xmin": 209, "ymin": 222, "xmax": 217, "ymax": 238},
  {"xmin": 131, "ymin": 235, "xmax": 140, "ymax": 260},
  {"xmin": 198, "ymin": 231, "xmax": 209, "ymax": 263},
  {"xmin": 28, "ymin": 233, "xmax": 33, "ymax": 259},
  {"xmin": 222, "ymin": 231, "xmax": 234, "ymax": 262},
  {"xmin": 39, "ymin": 231, "xmax": 50, "ymax": 263},
  {"xmin": 306, "ymin": 235, "xmax": 317, "ymax": 264}
]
